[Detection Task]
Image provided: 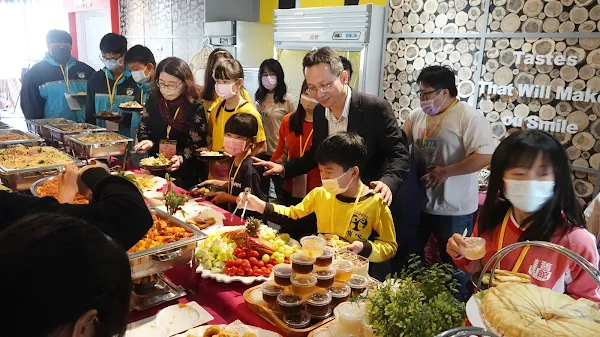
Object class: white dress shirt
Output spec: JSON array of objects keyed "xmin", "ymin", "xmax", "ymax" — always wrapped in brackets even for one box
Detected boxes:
[{"xmin": 325, "ymin": 87, "xmax": 352, "ymax": 136}]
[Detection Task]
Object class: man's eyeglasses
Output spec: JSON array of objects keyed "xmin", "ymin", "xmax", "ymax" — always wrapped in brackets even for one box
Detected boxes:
[
  {"xmin": 157, "ymin": 82, "xmax": 182, "ymax": 90},
  {"xmin": 306, "ymin": 78, "xmax": 338, "ymax": 95},
  {"xmin": 417, "ymin": 89, "xmax": 441, "ymax": 100},
  {"xmin": 99, "ymin": 54, "xmax": 123, "ymax": 62}
]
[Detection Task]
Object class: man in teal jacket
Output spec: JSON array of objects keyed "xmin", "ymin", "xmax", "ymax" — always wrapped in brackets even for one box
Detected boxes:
[{"xmin": 20, "ymin": 30, "xmax": 95, "ymax": 122}]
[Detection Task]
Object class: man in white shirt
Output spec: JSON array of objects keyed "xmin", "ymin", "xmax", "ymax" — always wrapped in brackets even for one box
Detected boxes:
[{"xmin": 402, "ymin": 65, "xmax": 495, "ymax": 266}]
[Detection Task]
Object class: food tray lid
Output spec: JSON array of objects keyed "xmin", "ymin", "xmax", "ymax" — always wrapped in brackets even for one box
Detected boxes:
[
  {"xmin": 44, "ymin": 123, "xmax": 106, "ymax": 134},
  {"xmin": 0, "ymin": 146, "xmax": 82, "ymax": 174},
  {"xmin": 26, "ymin": 118, "xmax": 75, "ymax": 126},
  {"xmin": 66, "ymin": 131, "xmax": 133, "ymax": 145},
  {"xmin": 0, "ymin": 128, "xmax": 43, "ymax": 146},
  {"xmin": 127, "ymin": 208, "xmax": 207, "ymax": 260}
]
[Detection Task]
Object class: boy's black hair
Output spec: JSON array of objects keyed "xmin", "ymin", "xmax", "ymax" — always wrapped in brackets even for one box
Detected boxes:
[
  {"xmin": 416, "ymin": 65, "xmax": 458, "ymax": 97},
  {"xmin": 224, "ymin": 113, "xmax": 258, "ymax": 139},
  {"xmin": 315, "ymin": 132, "xmax": 368, "ymax": 171},
  {"xmin": 339, "ymin": 55, "xmax": 353, "ymax": 80},
  {"xmin": 124, "ymin": 45, "xmax": 156, "ymax": 66},
  {"xmin": 100, "ymin": 33, "xmax": 127, "ymax": 55}
]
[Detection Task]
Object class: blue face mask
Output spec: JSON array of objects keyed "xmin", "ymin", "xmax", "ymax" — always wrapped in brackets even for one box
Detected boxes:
[{"xmin": 102, "ymin": 58, "xmax": 123, "ymax": 71}]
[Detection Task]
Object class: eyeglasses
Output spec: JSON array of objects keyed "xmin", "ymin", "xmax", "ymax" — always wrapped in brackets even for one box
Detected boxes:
[
  {"xmin": 157, "ymin": 82, "xmax": 183, "ymax": 90},
  {"xmin": 417, "ymin": 89, "xmax": 441, "ymax": 100},
  {"xmin": 99, "ymin": 54, "xmax": 123, "ymax": 62},
  {"xmin": 306, "ymin": 78, "xmax": 338, "ymax": 95}
]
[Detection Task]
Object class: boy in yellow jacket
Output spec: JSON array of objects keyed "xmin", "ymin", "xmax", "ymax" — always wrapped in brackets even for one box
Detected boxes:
[{"xmin": 239, "ymin": 132, "xmax": 397, "ymax": 263}]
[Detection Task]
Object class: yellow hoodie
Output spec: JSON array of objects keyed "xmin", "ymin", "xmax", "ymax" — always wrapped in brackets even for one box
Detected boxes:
[{"xmin": 263, "ymin": 187, "xmax": 397, "ymax": 262}]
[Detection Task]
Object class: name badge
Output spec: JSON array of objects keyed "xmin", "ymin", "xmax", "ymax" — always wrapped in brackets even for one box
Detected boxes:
[{"xmin": 159, "ymin": 140, "xmax": 177, "ymax": 158}]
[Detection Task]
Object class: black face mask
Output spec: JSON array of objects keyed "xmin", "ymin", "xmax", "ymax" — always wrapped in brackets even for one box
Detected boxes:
[{"xmin": 50, "ymin": 47, "xmax": 72, "ymax": 64}]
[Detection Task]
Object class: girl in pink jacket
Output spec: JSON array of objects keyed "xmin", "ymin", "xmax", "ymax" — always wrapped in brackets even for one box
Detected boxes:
[{"xmin": 447, "ymin": 129, "xmax": 600, "ymax": 303}]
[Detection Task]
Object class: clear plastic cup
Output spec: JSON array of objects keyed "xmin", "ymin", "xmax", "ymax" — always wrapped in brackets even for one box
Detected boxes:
[
  {"xmin": 328, "ymin": 322, "xmax": 362, "ymax": 337},
  {"xmin": 300, "ymin": 235, "xmax": 326, "ymax": 258},
  {"xmin": 333, "ymin": 259, "xmax": 354, "ymax": 283},
  {"xmin": 316, "ymin": 246, "xmax": 335, "ymax": 267},
  {"xmin": 329, "ymin": 283, "xmax": 351, "ymax": 308},
  {"xmin": 277, "ymin": 293, "xmax": 304, "ymax": 316},
  {"xmin": 307, "ymin": 291, "xmax": 332, "ymax": 317},
  {"xmin": 273, "ymin": 264, "xmax": 293, "ymax": 286},
  {"xmin": 333, "ymin": 302, "xmax": 366, "ymax": 335},
  {"xmin": 291, "ymin": 273, "xmax": 318, "ymax": 299},
  {"xmin": 291, "ymin": 252, "xmax": 316, "ymax": 274},
  {"xmin": 261, "ymin": 282, "xmax": 284, "ymax": 310},
  {"xmin": 461, "ymin": 237, "xmax": 487, "ymax": 260},
  {"xmin": 347, "ymin": 274, "xmax": 369, "ymax": 297},
  {"xmin": 283, "ymin": 312, "xmax": 311, "ymax": 329},
  {"xmin": 314, "ymin": 267, "xmax": 336, "ymax": 289}
]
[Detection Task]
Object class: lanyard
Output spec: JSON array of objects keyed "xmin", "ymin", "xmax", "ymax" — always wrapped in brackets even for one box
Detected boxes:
[
  {"xmin": 140, "ymin": 87, "xmax": 145, "ymax": 105},
  {"xmin": 105, "ymin": 70, "xmax": 124, "ymax": 107},
  {"xmin": 59, "ymin": 64, "xmax": 70, "ymax": 93},
  {"xmin": 330, "ymin": 183, "xmax": 364, "ymax": 234},
  {"xmin": 299, "ymin": 129, "xmax": 314, "ymax": 157},
  {"xmin": 422, "ymin": 99, "xmax": 459, "ymax": 150},
  {"xmin": 166, "ymin": 105, "xmax": 181, "ymax": 140},
  {"xmin": 498, "ymin": 210, "xmax": 531, "ymax": 272},
  {"xmin": 228, "ymin": 150, "xmax": 251, "ymax": 195}
]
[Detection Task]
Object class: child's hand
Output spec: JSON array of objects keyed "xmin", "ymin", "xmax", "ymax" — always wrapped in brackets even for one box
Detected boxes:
[
  {"xmin": 345, "ymin": 241, "xmax": 364, "ymax": 254},
  {"xmin": 208, "ymin": 191, "xmax": 232, "ymax": 204},
  {"xmin": 237, "ymin": 192, "xmax": 266, "ymax": 213},
  {"xmin": 200, "ymin": 179, "xmax": 227, "ymax": 188},
  {"xmin": 57, "ymin": 164, "xmax": 79, "ymax": 203}
]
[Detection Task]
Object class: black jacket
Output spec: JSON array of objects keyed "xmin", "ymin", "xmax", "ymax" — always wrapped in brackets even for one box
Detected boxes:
[
  {"xmin": 283, "ymin": 90, "xmax": 410, "ymax": 196},
  {"xmin": 0, "ymin": 168, "xmax": 152, "ymax": 250}
]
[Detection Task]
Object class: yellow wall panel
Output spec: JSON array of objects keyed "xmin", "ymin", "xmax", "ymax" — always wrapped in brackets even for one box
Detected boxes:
[
  {"xmin": 259, "ymin": 0, "xmax": 278, "ymax": 23},
  {"xmin": 359, "ymin": 0, "xmax": 386, "ymax": 5},
  {"xmin": 299, "ymin": 0, "xmax": 345, "ymax": 8}
]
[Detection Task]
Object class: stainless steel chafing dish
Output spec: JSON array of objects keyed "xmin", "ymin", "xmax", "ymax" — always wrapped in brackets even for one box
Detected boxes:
[
  {"xmin": 0, "ymin": 121, "xmax": 10, "ymax": 129},
  {"xmin": 0, "ymin": 129, "xmax": 43, "ymax": 149},
  {"xmin": 44, "ymin": 123, "xmax": 106, "ymax": 144},
  {"xmin": 26, "ymin": 118, "xmax": 76, "ymax": 138},
  {"xmin": 128, "ymin": 208, "xmax": 207, "ymax": 280},
  {"xmin": 66, "ymin": 131, "xmax": 132, "ymax": 159},
  {"xmin": 0, "ymin": 147, "xmax": 83, "ymax": 191}
]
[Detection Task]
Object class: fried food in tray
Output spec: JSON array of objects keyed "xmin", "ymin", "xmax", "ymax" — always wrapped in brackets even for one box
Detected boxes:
[
  {"xmin": 36, "ymin": 178, "xmax": 89, "ymax": 204},
  {"xmin": 127, "ymin": 214, "xmax": 194, "ymax": 253},
  {"xmin": 74, "ymin": 132, "xmax": 124, "ymax": 143},
  {"xmin": 318, "ymin": 233, "xmax": 350, "ymax": 250},
  {"xmin": 186, "ymin": 216, "xmax": 216, "ymax": 230},
  {"xmin": 0, "ymin": 132, "xmax": 34, "ymax": 142},
  {"xmin": 119, "ymin": 101, "xmax": 144, "ymax": 108},
  {"xmin": 481, "ymin": 269, "xmax": 531, "ymax": 287},
  {"xmin": 57, "ymin": 124, "xmax": 98, "ymax": 132},
  {"xmin": 0, "ymin": 145, "xmax": 73, "ymax": 170}
]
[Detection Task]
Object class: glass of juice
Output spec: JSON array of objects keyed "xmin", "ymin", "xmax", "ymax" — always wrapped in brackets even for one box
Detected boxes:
[
  {"xmin": 291, "ymin": 253, "xmax": 316, "ymax": 274},
  {"xmin": 300, "ymin": 235, "xmax": 326, "ymax": 258},
  {"xmin": 329, "ymin": 283, "xmax": 351, "ymax": 308},
  {"xmin": 291, "ymin": 273, "xmax": 317, "ymax": 299},
  {"xmin": 333, "ymin": 260, "xmax": 353, "ymax": 283},
  {"xmin": 273, "ymin": 264, "xmax": 293, "ymax": 286},
  {"xmin": 461, "ymin": 237, "xmax": 487, "ymax": 260},
  {"xmin": 333, "ymin": 302, "xmax": 366, "ymax": 335},
  {"xmin": 347, "ymin": 274, "xmax": 369, "ymax": 297},
  {"xmin": 315, "ymin": 246, "xmax": 334, "ymax": 267},
  {"xmin": 314, "ymin": 267, "xmax": 336, "ymax": 288},
  {"xmin": 261, "ymin": 282, "xmax": 284, "ymax": 311}
]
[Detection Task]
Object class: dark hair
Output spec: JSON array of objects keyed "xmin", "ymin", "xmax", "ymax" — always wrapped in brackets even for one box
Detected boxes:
[
  {"xmin": 124, "ymin": 45, "xmax": 156, "ymax": 66},
  {"xmin": 289, "ymin": 80, "xmax": 309, "ymax": 136},
  {"xmin": 478, "ymin": 129, "xmax": 585, "ymax": 242},
  {"xmin": 213, "ymin": 58, "xmax": 244, "ymax": 81},
  {"xmin": 339, "ymin": 56, "xmax": 353, "ymax": 80},
  {"xmin": 46, "ymin": 29, "xmax": 72, "ymax": 45},
  {"xmin": 255, "ymin": 58, "xmax": 288, "ymax": 104},
  {"xmin": 224, "ymin": 113, "xmax": 258, "ymax": 139},
  {"xmin": 202, "ymin": 48, "xmax": 234, "ymax": 101},
  {"xmin": 99, "ymin": 33, "xmax": 127, "ymax": 55},
  {"xmin": 0, "ymin": 213, "xmax": 131, "ymax": 337},
  {"xmin": 302, "ymin": 47, "xmax": 343, "ymax": 76},
  {"xmin": 153, "ymin": 57, "xmax": 202, "ymax": 103},
  {"xmin": 416, "ymin": 65, "xmax": 458, "ymax": 97},
  {"xmin": 315, "ymin": 132, "xmax": 368, "ymax": 171}
]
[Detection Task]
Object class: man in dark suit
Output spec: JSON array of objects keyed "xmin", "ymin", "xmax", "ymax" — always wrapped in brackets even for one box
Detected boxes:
[{"xmin": 254, "ymin": 47, "xmax": 412, "ymax": 276}]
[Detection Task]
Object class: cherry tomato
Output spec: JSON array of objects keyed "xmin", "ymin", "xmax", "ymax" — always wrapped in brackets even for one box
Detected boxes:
[
  {"xmin": 236, "ymin": 269, "xmax": 245, "ymax": 276},
  {"xmin": 253, "ymin": 271, "xmax": 261, "ymax": 277},
  {"xmin": 262, "ymin": 270, "xmax": 271, "ymax": 277},
  {"xmin": 249, "ymin": 250, "xmax": 260, "ymax": 258},
  {"xmin": 234, "ymin": 247, "xmax": 242, "ymax": 256},
  {"xmin": 243, "ymin": 247, "xmax": 251, "ymax": 253},
  {"xmin": 249, "ymin": 257, "xmax": 258, "ymax": 266},
  {"xmin": 266, "ymin": 263, "xmax": 274, "ymax": 269},
  {"xmin": 226, "ymin": 260, "xmax": 234, "ymax": 268},
  {"xmin": 256, "ymin": 261, "xmax": 265, "ymax": 268},
  {"xmin": 241, "ymin": 260, "xmax": 251, "ymax": 270},
  {"xmin": 260, "ymin": 267, "xmax": 267, "ymax": 273},
  {"xmin": 253, "ymin": 266, "xmax": 259, "ymax": 272},
  {"xmin": 233, "ymin": 259, "xmax": 243, "ymax": 267},
  {"xmin": 269, "ymin": 259, "xmax": 278, "ymax": 266},
  {"xmin": 237, "ymin": 252, "xmax": 247, "ymax": 259},
  {"xmin": 229, "ymin": 267, "xmax": 237, "ymax": 275}
]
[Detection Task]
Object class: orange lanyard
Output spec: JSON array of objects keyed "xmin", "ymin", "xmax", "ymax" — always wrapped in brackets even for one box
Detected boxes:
[
  {"xmin": 166, "ymin": 105, "xmax": 181, "ymax": 140},
  {"xmin": 498, "ymin": 210, "xmax": 530, "ymax": 272},
  {"xmin": 330, "ymin": 184, "xmax": 364, "ymax": 234},
  {"xmin": 59, "ymin": 64, "xmax": 70, "ymax": 93},
  {"xmin": 422, "ymin": 99, "xmax": 459, "ymax": 150},
  {"xmin": 299, "ymin": 129, "xmax": 314, "ymax": 157},
  {"xmin": 228, "ymin": 150, "xmax": 251, "ymax": 195},
  {"xmin": 105, "ymin": 71, "xmax": 124, "ymax": 107}
]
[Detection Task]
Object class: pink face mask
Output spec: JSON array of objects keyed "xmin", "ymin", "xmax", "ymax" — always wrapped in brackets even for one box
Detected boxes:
[
  {"xmin": 223, "ymin": 136, "xmax": 247, "ymax": 155},
  {"xmin": 261, "ymin": 75, "xmax": 277, "ymax": 90},
  {"xmin": 215, "ymin": 83, "xmax": 237, "ymax": 100}
]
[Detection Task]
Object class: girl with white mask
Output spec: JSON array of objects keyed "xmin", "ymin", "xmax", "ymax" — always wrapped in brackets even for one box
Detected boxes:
[{"xmin": 447, "ymin": 129, "xmax": 600, "ymax": 303}]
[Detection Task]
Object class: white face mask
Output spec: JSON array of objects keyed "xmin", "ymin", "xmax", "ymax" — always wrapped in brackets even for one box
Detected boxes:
[
  {"xmin": 102, "ymin": 58, "xmax": 123, "ymax": 71},
  {"xmin": 215, "ymin": 83, "xmax": 237, "ymax": 100},
  {"xmin": 321, "ymin": 169, "xmax": 354, "ymax": 195},
  {"xmin": 261, "ymin": 75, "xmax": 277, "ymax": 90},
  {"xmin": 504, "ymin": 179, "xmax": 555, "ymax": 213},
  {"xmin": 131, "ymin": 67, "xmax": 150, "ymax": 83},
  {"xmin": 420, "ymin": 91, "xmax": 445, "ymax": 115}
]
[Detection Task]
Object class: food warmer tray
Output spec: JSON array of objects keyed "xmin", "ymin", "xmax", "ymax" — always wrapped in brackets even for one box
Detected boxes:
[
  {"xmin": 66, "ymin": 131, "xmax": 133, "ymax": 159},
  {"xmin": 129, "ymin": 208, "xmax": 207, "ymax": 280},
  {"xmin": 0, "ymin": 149, "xmax": 82, "ymax": 191},
  {"xmin": 26, "ymin": 118, "xmax": 76, "ymax": 139},
  {"xmin": 44, "ymin": 123, "xmax": 106, "ymax": 144},
  {"xmin": 0, "ymin": 121, "xmax": 10, "ymax": 129},
  {"xmin": 0, "ymin": 129, "xmax": 43, "ymax": 149}
]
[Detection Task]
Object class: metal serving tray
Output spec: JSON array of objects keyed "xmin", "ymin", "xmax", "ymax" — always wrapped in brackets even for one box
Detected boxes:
[
  {"xmin": 66, "ymin": 131, "xmax": 132, "ymax": 159},
  {"xmin": 0, "ymin": 121, "xmax": 10, "ymax": 129},
  {"xmin": 44, "ymin": 123, "xmax": 106, "ymax": 144},
  {"xmin": 0, "ymin": 129, "xmax": 43, "ymax": 149},
  {"xmin": 26, "ymin": 118, "xmax": 76, "ymax": 138},
  {"xmin": 129, "ymin": 208, "xmax": 207, "ymax": 280},
  {"xmin": 0, "ymin": 147, "xmax": 82, "ymax": 191}
]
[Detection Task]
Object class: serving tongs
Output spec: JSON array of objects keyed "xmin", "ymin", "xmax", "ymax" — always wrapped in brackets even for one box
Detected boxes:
[{"xmin": 232, "ymin": 187, "xmax": 251, "ymax": 221}]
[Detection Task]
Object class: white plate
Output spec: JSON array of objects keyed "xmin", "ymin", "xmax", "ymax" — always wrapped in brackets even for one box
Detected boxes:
[
  {"xmin": 157, "ymin": 201, "xmax": 226, "ymax": 227},
  {"xmin": 196, "ymin": 264, "xmax": 269, "ymax": 285},
  {"xmin": 175, "ymin": 324, "xmax": 281, "ymax": 337},
  {"xmin": 126, "ymin": 325, "xmax": 169, "ymax": 337},
  {"xmin": 466, "ymin": 295, "xmax": 486, "ymax": 329},
  {"xmin": 155, "ymin": 302, "xmax": 214, "ymax": 336}
]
